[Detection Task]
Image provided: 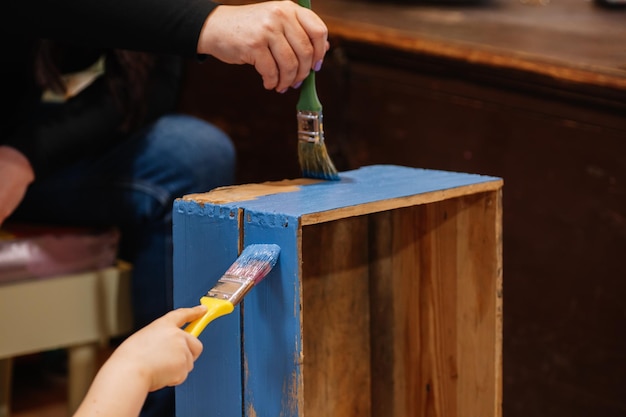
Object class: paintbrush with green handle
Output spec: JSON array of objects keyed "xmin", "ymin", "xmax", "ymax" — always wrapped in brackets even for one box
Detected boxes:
[{"xmin": 296, "ymin": 0, "xmax": 339, "ymax": 181}]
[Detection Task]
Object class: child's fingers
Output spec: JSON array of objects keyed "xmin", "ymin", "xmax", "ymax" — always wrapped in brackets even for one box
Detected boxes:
[
  {"xmin": 185, "ymin": 333, "xmax": 204, "ymax": 360},
  {"xmin": 165, "ymin": 305, "xmax": 208, "ymax": 327}
]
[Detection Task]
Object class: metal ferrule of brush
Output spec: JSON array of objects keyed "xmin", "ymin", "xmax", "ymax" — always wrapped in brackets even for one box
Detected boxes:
[
  {"xmin": 297, "ymin": 110, "xmax": 324, "ymax": 144},
  {"xmin": 206, "ymin": 274, "xmax": 255, "ymax": 305}
]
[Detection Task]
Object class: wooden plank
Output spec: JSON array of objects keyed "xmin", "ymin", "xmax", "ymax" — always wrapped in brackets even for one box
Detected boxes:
[
  {"xmin": 369, "ymin": 191, "xmax": 502, "ymax": 417},
  {"xmin": 183, "ymin": 165, "xmax": 502, "ymax": 226},
  {"xmin": 173, "ymin": 202, "xmax": 242, "ymax": 417},
  {"xmin": 240, "ymin": 210, "xmax": 303, "ymax": 417},
  {"xmin": 454, "ymin": 191, "xmax": 502, "ymax": 417},
  {"xmin": 301, "ymin": 217, "xmax": 371, "ymax": 416},
  {"xmin": 369, "ymin": 208, "xmax": 421, "ymax": 416},
  {"xmin": 370, "ymin": 203, "xmax": 459, "ymax": 417}
]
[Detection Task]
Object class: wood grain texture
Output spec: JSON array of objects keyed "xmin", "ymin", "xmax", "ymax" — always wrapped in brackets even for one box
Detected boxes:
[
  {"xmin": 218, "ymin": 0, "xmax": 626, "ymax": 90},
  {"xmin": 302, "ymin": 217, "xmax": 372, "ymax": 416},
  {"xmin": 369, "ymin": 191, "xmax": 502, "ymax": 417},
  {"xmin": 317, "ymin": 0, "xmax": 626, "ymax": 91}
]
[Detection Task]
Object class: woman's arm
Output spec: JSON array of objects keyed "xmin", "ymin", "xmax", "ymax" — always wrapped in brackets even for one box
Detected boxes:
[
  {"xmin": 5, "ymin": 0, "xmax": 219, "ymax": 58},
  {"xmin": 5, "ymin": 0, "xmax": 329, "ymax": 92}
]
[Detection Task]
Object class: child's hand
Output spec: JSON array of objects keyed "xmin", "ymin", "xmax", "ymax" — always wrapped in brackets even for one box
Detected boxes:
[{"xmin": 107, "ymin": 305, "xmax": 207, "ymax": 392}]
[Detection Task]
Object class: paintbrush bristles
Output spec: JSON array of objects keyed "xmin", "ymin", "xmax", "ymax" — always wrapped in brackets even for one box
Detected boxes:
[
  {"xmin": 298, "ymin": 140, "xmax": 339, "ymax": 181},
  {"xmin": 297, "ymin": 110, "xmax": 340, "ymax": 181},
  {"xmin": 225, "ymin": 244, "xmax": 280, "ymax": 283},
  {"xmin": 206, "ymin": 244, "xmax": 280, "ymax": 305}
]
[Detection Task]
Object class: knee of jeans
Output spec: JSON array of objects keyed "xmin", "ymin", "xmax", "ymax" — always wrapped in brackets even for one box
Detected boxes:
[{"xmin": 149, "ymin": 114, "xmax": 237, "ymax": 193}]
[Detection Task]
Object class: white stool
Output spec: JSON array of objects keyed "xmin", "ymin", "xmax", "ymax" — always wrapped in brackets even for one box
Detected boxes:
[{"xmin": 0, "ymin": 261, "xmax": 133, "ymax": 417}]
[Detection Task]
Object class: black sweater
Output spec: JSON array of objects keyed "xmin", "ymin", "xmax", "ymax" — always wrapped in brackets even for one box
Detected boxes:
[{"xmin": 1, "ymin": 0, "xmax": 219, "ymax": 178}]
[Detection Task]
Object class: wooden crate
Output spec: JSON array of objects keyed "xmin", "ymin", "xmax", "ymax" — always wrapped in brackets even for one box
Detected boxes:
[{"xmin": 173, "ymin": 164, "xmax": 503, "ymax": 417}]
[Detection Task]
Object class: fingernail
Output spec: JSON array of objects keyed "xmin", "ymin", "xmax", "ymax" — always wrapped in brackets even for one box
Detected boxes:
[
  {"xmin": 292, "ymin": 81, "xmax": 303, "ymax": 89},
  {"xmin": 278, "ymin": 88, "xmax": 288, "ymax": 94},
  {"xmin": 313, "ymin": 60, "xmax": 323, "ymax": 72}
]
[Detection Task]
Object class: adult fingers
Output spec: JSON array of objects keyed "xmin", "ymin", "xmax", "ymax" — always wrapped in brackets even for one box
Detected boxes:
[
  {"xmin": 281, "ymin": 19, "xmax": 315, "ymax": 87},
  {"xmin": 267, "ymin": 35, "xmax": 301, "ymax": 92},
  {"xmin": 295, "ymin": 8, "xmax": 329, "ymax": 71},
  {"xmin": 253, "ymin": 46, "xmax": 281, "ymax": 91}
]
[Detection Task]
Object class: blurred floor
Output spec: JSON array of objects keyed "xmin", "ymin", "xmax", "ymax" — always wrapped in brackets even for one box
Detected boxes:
[
  {"xmin": 11, "ymin": 353, "xmax": 68, "ymax": 417},
  {"xmin": 10, "ymin": 347, "xmax": 113, "ymax": 417}
]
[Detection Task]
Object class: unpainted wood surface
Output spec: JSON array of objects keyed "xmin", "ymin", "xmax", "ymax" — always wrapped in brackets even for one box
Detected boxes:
[
  {"xmin": 369, "ymin": 191, "xmax": 502, "ymax": 417},
  {"xmin": 298, "ymin": 191, "xmax": 502, "ymax": 417},
  {"xmin": 302, "ymin": 217, "xmax": 372, "ymax": 416}
]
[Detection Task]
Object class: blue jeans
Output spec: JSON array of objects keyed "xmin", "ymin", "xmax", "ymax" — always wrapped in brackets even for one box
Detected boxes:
[{"xmin": 11, "ymin": 113, "xmax": 236, "ymax": 417}]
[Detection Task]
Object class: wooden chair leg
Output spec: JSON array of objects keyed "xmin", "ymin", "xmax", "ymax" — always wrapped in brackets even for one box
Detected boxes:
[
  {"xmin": 67, "ymin": 344, "xmax": 97, "ymax": 415},
  {"xmin": 0, "ymin": 358, "xmax": 13, "ymax": 417}
]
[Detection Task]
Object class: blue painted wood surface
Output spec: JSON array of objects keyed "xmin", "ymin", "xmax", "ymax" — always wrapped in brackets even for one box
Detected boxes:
[
  {"xmin": 173, "ymin": 204, "xmax": 242, "ymax": 417},
  {"xmin": 242, "ymin": 213, "xmax": 301, "ymax": 417},
  {"xmin": 172, "ymin": 164, "xmax": 502, "ymax": 417},
  {"xmin": 207, "ymin": 165, "xmax": 501, "ymax": 220}
]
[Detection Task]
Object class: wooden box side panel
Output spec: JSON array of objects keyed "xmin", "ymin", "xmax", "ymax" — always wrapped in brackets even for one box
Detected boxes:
[
  {"xmin": 302, "ymin": 216, "xmax": 373, "ymax": 417},
  {"xmin": 369, "ymin": 190, "xmax": 502, "ymax": 417},
  {"xmin": 173, "ymin": 201, "xmax": 243, "ymax": 417},
  {"xmin": 241, "ymin": 211, "xmax": 303, "ymax": 417},
  {"xmin": 299, "ymin": 190, "xmax": 502, "ymax": 417}
]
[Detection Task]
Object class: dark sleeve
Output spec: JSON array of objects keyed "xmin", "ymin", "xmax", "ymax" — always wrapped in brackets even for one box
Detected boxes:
[
  {"xmin": 4, "ymin": 0, "xmax": 220, "ymax": 57},
  {"xmin": 3, "ymin": 55, "xmax": 183, "ymax": 178}
]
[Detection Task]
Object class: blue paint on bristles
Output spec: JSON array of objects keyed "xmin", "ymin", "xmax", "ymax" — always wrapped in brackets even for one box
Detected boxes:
[
  {"xmin": 298, "ymin": 139, "xmax": 340, "ymax": 181},
  {"xmin": 226, "ymin": 244, "xmax": 281, "ymax": 284}
]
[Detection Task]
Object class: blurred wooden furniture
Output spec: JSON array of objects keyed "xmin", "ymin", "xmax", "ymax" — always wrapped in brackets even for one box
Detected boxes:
[{"xmin": 0, "ymin": 262, "xmax": 132, "ymax": 417}]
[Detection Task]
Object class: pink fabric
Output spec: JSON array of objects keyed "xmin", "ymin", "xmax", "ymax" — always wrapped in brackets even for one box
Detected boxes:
[{"xmin": 0, "ymin": 225, "xmax": 120, "ymax": 283}]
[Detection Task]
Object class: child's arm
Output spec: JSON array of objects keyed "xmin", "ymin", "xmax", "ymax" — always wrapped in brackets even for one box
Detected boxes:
[{"xmin": 73, "ymin": 305, "xmax": 207, "ymax": 417}]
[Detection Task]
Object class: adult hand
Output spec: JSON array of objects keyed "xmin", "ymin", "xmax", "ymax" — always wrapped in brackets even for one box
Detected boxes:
[
  {"xmin": 0, "ymin": 146, "xmax": 35, "ymax": 226},
  {"xmin": 198, "ymin": 1, "xmax": 329, "ymax": 93}
]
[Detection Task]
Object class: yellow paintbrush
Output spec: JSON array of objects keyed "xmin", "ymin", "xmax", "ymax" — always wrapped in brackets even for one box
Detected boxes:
[{"xmin": 184, "ymin": 244, "xmax": 280, "ymax": 337}]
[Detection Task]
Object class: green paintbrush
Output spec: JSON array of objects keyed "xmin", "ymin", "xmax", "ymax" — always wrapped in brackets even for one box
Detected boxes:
[{"xmin": 296, "ymin": 0, "xmax": 339, "ymax": 181}]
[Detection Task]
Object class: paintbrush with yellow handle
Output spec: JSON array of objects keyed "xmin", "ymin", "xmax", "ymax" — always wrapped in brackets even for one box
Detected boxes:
[
  {"xmin": 184, "ymin": 244, "xmax": 280, "ymax": 337},
  {"xmin": 296, "ymin": 0, "xmax": 340, "ymax": 181}
]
